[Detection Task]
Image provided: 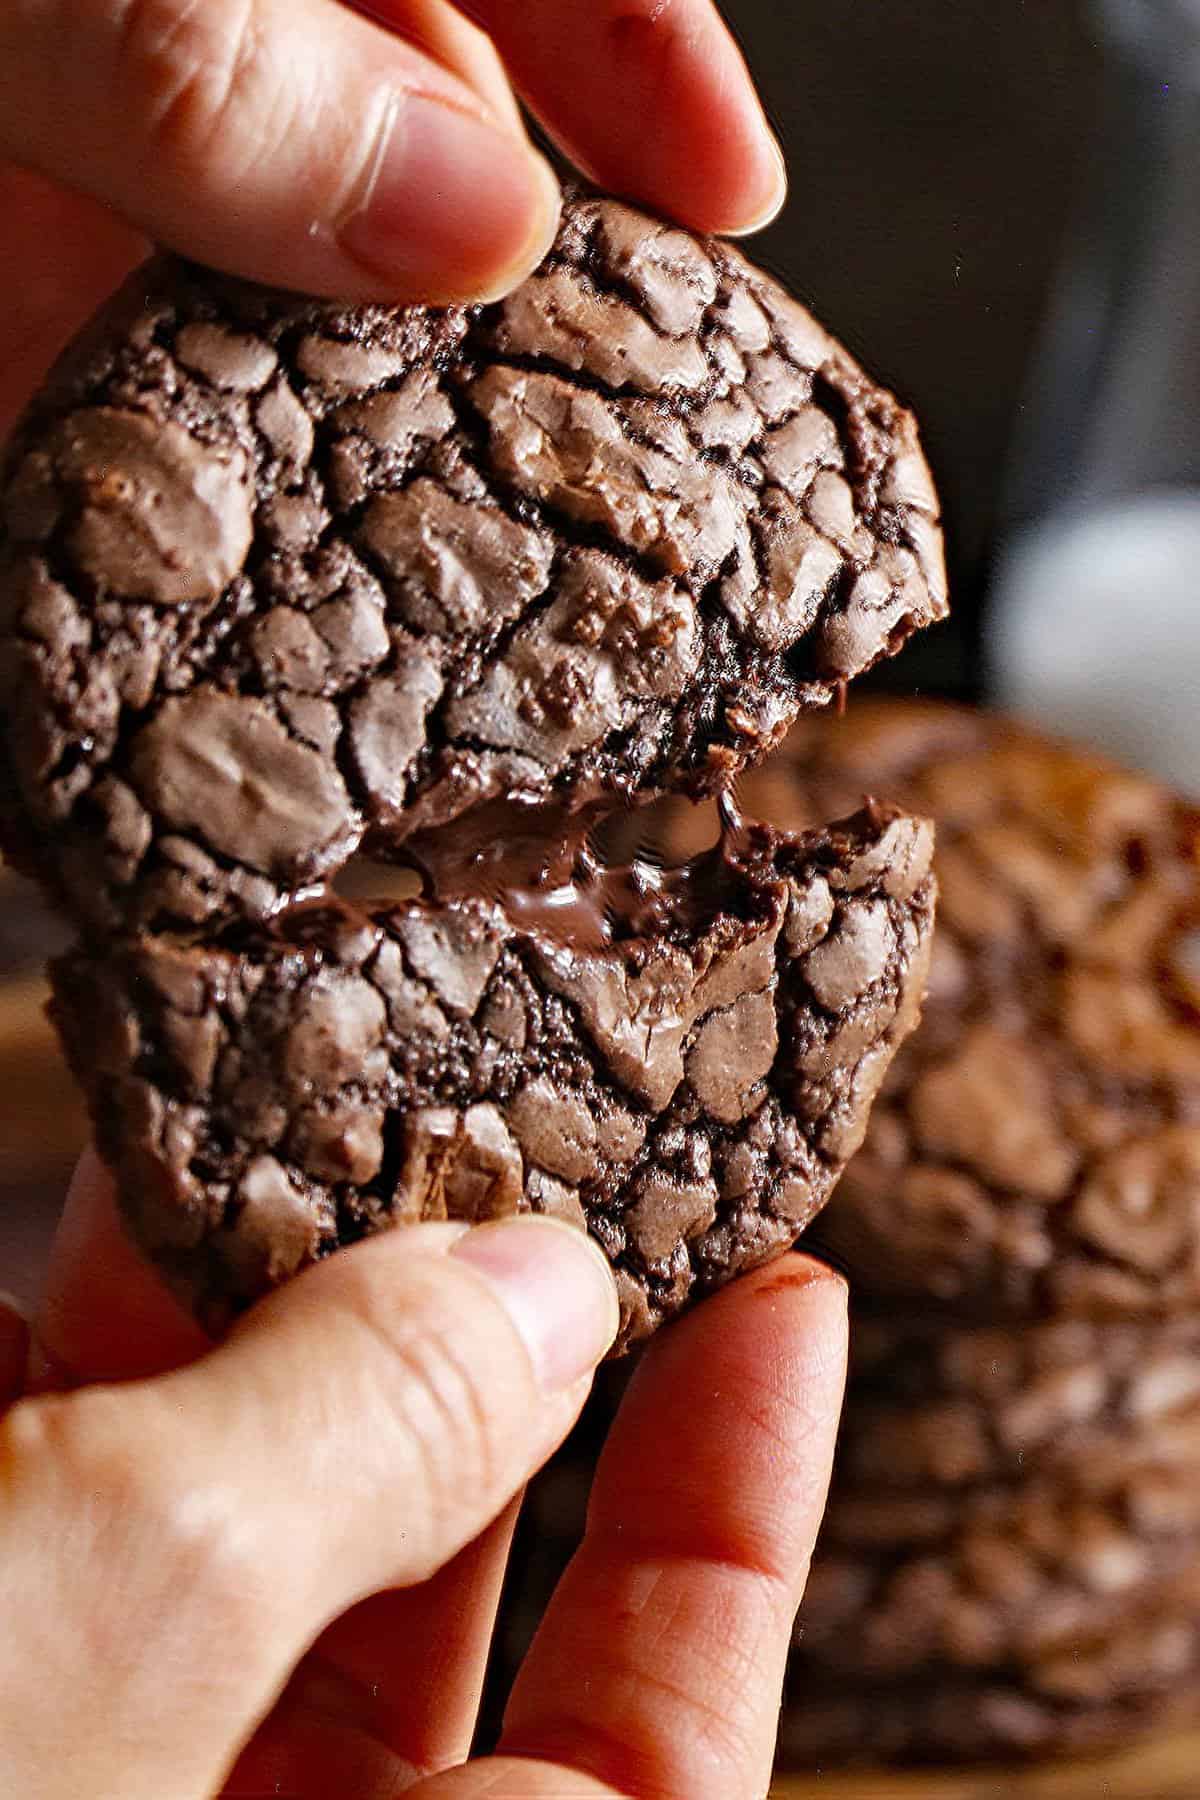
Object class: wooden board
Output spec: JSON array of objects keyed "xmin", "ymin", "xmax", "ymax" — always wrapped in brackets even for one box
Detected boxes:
[{"xmin": 770, "ymin": 1725, "xmax": 1200, "ymax": 1798}]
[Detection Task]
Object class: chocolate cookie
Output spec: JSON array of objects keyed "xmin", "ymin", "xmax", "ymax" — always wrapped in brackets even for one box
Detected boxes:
[
  {"xmin": 470, "ymin": 1369, "xmax": 1200, "ymax": 1765},
  {"xmin": 49, "ymin": 806, "xmax": 935, "ymax": 1342},
  {"xmin": 803, "ymin": 1440, "xmax": 1200, "ymax": 1670},
  {"xmin": 778, "ymin": 1592, "xmax": 1200, "ymax": 1763},
  {"xmin": 694, "ymin": 700, "xmax": 1200, "ymax": 1321},
  {"xmin": 835, "ymin": 1313, "xmax": 1200, "ymax": 1492},
  {"xmin": 0, "ymin": 194, "xmax": 944, "ymax": 938},
  {"xmin": 782, "ymin": 1303, "xmax": 1200, "ymax": 1758}
]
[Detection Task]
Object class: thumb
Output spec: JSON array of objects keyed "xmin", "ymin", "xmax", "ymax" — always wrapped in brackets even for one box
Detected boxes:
[
  {"xmin": 0, "ymin": 0, "xmax": 560, "ymax": 303},
  {"xmin": 0, "ymin": 1216, "xmax": 616, "ymax": 1800}
]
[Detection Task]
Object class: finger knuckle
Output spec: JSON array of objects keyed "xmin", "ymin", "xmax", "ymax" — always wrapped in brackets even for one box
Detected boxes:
[
  {"xmin": 325, "ymin": 85, "xmax": 406, "ymax": 232},
  {"xmin": 396, "ymin": 1325, "xmax": 504, "ymax": 1511},
  {"xmin": 118, "ymin": 0, "xmax": 275, "ymax": 175}
]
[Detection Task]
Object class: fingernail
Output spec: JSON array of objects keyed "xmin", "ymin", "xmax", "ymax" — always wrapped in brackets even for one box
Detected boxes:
[
  {"xmin": 339, "ymin": 94, "xmax": 561, "ymax": 303},
  {"xmin": 724, "ymin": 132, "xmax": 789, "ymax": 237},
  {"xmin": 452, "ymin": 1217, "xmax": 619, "ymax": 1394}
]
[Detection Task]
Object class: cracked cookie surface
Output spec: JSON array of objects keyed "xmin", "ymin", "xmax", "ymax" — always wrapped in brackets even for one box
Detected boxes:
[
  {"xmin": 785, "ymin": 1410, "xmax": 1200, "ymax": 1760},
  {"xmin": 0, "ymin": 193, "xmax": 944, "ymax": 936},
  {"xmin": 797, "ymin": 1355, "xmax": 1200, "ymax": 1690},
  {"xmin": 832, "ymin": 1312, "xmax": 1200, "ymax": 1492},
  {"xmin": 777, "ymin": 1599, "xmax": 1200, "ymax": 1764}
]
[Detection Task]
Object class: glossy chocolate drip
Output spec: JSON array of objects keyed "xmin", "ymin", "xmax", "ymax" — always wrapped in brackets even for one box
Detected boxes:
[{"xmin": 400, "ymin": 789, "xmax": 763, "ymax": 953}]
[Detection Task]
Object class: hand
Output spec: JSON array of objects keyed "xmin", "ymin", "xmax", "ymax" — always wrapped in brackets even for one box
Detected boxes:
[
  {"xmin": 0, "ymin": 0, "xmax": 786, "ymax": 437},
  {"xmin": 0, "ymin": 1154, "xmax": 847, "ymax": 1798}
]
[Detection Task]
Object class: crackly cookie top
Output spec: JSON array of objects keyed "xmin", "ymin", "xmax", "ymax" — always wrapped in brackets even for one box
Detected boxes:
[
  {"xmin": 50, "ymin": 806, "xmax": 936, "ymax": 1343},
  {"xmin": 714, "ymin": 700, "xmax": 1200, "ymax": 1321},
  {"xmin": 0, "ymin": 192, "xmax": 944, "ymax": 937}
]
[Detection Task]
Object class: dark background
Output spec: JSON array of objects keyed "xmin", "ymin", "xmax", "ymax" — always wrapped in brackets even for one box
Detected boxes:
[{"xmin": 726, "ymin": 0, "xmax": 1104, "ymax": 697}]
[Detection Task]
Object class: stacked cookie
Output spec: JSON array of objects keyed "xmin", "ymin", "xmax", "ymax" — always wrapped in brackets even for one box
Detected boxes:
[
  {"xmin": 753, "ymin": 701, "xmax": 1200, "ymax": 1763},
  {"xmin": 491, "ymin": 700, "xmax": 1200, "ymax": 1763},
  {"xmin": 779, "ymin": 1315, "xmax": 1200, "ymax": 1762}
]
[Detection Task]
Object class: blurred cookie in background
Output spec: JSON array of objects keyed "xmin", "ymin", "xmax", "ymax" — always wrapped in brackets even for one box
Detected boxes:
[{"xmin": 662, "ymin": 700, "xmax": 1200, "ymax": 1325}]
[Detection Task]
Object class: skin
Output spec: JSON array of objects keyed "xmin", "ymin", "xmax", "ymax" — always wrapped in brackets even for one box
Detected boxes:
[
  {"xmin": 0, "ymin": 0, "xmax": 786, "ymax": 432},
  {"xmin": 0, "ymin": 8, "xmax": 847, "ymax": 1796}
]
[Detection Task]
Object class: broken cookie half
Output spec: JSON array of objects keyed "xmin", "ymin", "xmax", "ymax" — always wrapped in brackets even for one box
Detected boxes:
[
  {"xmin": 51, "ymin": 806, "xmax": 935, "ymax": 1347},
  {"xmin": 0, "ymin": 191, "xmax": 944, "ymax": 937}
]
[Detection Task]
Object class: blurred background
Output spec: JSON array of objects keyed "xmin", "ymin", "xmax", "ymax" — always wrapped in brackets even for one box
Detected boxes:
[{"xmin": 738, "ymin": 0, "xmax": 1200, "ymax": 793}]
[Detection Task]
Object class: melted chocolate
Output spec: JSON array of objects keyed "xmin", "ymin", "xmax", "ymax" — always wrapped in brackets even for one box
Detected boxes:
[{"xmin": 399, "ymin": 789, "xmax": 765, "ymax": 954}]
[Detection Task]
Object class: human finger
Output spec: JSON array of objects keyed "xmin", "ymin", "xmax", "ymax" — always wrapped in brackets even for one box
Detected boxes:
[
  {"xmin": 0, "ymin": 0, "xmax": 560, "ymax": 303},
  {"xmin": 35, "ymin": 1149, "xmax": 524, "ymax": 1783},
  {"xmin": 351, "ymin": 0, "xmax": 522, "ymax": 132},
  {"xmin": 0, "ymin": 1293, "xmax": 29, "ymax": 1407},
  {"xmin": 223, "ymin": 1502, "xmax": 521, "ymax": 1795},
  {"xmin": 30, "ymin": 1148, "xmax": 210, "ymax": 1391},
  {"xmin": 454, "ymin": 0, "xmax": 786, "ymax": 233},
  {"xmin": 496, "ymin": 1255, "xmax": 848, "ymax": 1799},
  {"xmin": 0, "ymin": 165, "xmax": 147, "ymax": 442},
  {"xmin": 0, "ymin": 1215, "xmax": 616, "ymax": 1800}
]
